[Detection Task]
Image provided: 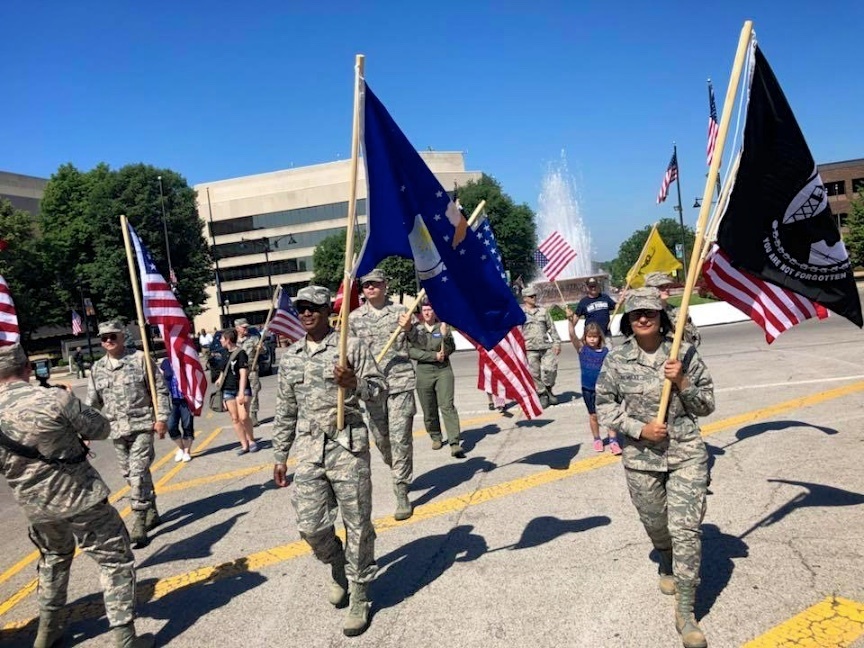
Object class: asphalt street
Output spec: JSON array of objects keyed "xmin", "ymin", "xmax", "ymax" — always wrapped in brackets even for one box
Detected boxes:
[{"xmin": 1, "ymin": 316, "xmax": 863, "ymax": 647}]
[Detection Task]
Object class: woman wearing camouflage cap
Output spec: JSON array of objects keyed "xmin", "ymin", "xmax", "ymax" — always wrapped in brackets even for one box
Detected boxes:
[{"xmin": 595, "ymin": 287, "xmax": 715, "ymax": 648}]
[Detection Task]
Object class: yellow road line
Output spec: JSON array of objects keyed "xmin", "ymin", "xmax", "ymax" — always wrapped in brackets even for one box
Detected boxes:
[
  {"xmin": 743, "ymin": 596, "xmax": 864, "ymax": 647},
  {"xmin": 5, "ymin": 381, "xmax": 862, "ymax": 630}
]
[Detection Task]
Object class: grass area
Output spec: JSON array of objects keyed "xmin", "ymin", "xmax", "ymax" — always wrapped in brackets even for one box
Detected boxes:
[{"xmin": 667, "ymin": 294, "xmax": 717, "ymax": 307}]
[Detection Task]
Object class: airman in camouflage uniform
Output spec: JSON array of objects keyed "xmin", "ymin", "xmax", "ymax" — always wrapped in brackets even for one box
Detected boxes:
[
  {"xmin": 643, "ymin": 272, "xmax": 702, "ymax": 347},
  {"xmin": 520, "ymin": 285, "xmax": 562, "ymax": 407},
  {"xmin": 0, "ymin": 344, "xmax": 153, "ymax": 648},
  {"xmin": 236, "ymin": 318, "xmax": 262, "ymax": 427},
  {"xmin": 596, "ymin": 288, "xmax": 715, "ymax": 648},
  {"xmin": 86, "ymin": 320, "xmax": 170, "ymax": 549},
  {"xmin": 349, "ymin": 268, "xmax": 418, "ymax": 521},
  {"xmin": 273, "ymin": 285, "xmax": 386, "ymax": 637}
]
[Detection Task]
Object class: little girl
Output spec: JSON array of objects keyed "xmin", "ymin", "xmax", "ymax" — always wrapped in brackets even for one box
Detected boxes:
[{"xmin": 566, "ymin": 313, "xmax": 622, "ymax": 455}]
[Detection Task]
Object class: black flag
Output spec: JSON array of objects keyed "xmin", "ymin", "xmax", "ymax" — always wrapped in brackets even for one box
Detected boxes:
[{"xmin": 717, "ymin": 45, "xmax": 862, "ymax": 327}]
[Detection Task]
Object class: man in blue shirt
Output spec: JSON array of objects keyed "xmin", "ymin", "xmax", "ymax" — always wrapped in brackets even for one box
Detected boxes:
[{"xmin": 574, "ymin": 277, "xmax": 619, "ymax": 338}]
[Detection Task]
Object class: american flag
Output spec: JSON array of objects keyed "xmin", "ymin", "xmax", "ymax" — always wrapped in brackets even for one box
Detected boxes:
[
  {"xmin": 169, "ymin": 266, "xmax": 178, "ymax": 287},
  {"xmin": 706, "ymin": 80, "xmax": 720, "ymax": 167},
  {"xmin": 0, "ymin": 275, "xmax": 20, "ymax": 347},
  {"xmin": 128, "ymin": 224, "xmax": 207, "ymax": 415},
  {"xmin": 333, "ymin": 278, "xmax": 361, "ymax": 313},
  {"xmin": 702, "ymin": 244, "xmax": 829, "ymax": 344},
  {"xmin": 472, "ymin": 216, "xmax": 542, "ymax": 419},
  {"xmin": 656, "ymin": 150, "xmax": 678, "ymax": 204},
  {"xmin": 536, "ymin": 231, "xmax": 577, "ymax": 282},
  {"xmin": 71, "ymin": 309, "xmax": 84, "ymax": 335},
  {"xmin": 268, "ymin": 286, "xmax": 306, "ymax": 343}
]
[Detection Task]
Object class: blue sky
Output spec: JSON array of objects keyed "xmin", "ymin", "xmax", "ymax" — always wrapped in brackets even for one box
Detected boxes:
[{"xmin": 2, "ymin": 1, "xmax": 862, "ymax": 260}]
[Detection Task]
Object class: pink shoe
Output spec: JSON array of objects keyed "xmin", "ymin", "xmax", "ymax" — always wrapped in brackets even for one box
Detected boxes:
[
  {"xmin": 608, "ymin": 440, "xmax": 622, "ymax": 455},
  {"xmin": 593, "ymin": 439, "xmax": 604, "ymax": 453}
]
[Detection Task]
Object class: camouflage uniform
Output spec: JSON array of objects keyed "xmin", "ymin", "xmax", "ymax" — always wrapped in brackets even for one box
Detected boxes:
[
  {"xmin": 86, "ymin": 346, "xmax": 170, "ymax": 513},
  {"xmin": 0, "ymin": 350, "xmax": 137, "ymax": 632},
  {"xmin": 237, "ymin": 327, "xmax": 262, "ymax": 422},
  {"xmin": 521, "ymin": 300, "xmax": 561, "ymax": 400},
  {"xmin": 272, "ymin": 328, "xmax": 386, "ymax": 587},
  {"xmin": 408, "ymin": 321, "xmax": 461, "ymax": 449},
  {"xmin": 595, "ymin": 289, "xmax": 715, "ymax": 596},
  {"xmin": 348, "ymin": 300, "xmax": 418, "ymax": 488},
  {"xmin": 643, "ymin": 272, "xmax": 702, "ymax": 347}
]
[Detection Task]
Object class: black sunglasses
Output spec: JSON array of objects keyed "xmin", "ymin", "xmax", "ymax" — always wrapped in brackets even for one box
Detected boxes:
[
  {"xmin": 361, "ymin": 281, "xmax": 383, "ymax": 289},
  {"xmin": 100, "ymin": 333, "xmax": 118, "ymax": 342},
  {"xmin": 628, "ymin": 309, "xmax": 660, "ymax": 320},
  {"xmin": 295, "ymin": 302, "xmax": 326, "ymax": 314}
]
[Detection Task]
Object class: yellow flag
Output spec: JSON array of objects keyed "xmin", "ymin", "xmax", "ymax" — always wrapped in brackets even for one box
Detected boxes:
[{"xmin": 625, "ymin": 225, "xmax": 683, "ymax": 288}]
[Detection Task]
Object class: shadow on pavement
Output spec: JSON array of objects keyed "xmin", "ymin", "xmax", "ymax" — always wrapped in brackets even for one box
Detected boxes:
[
  {"xmin": 410, "ymin": 457, "xmax": 496, "ymax": 506},
  {"xmin": 553, "ymin": 390, "xmax": 581, "ymax": 405},
  {"xmin": 155, "ymin": 483, "xmax": 273, "ymax": 538},
  {"xmin": 489, "ymin": 515, "xmax": 612, "ymax": 553},
  {"xmin": 461, "ymin": 423, "xmax": 501, "ymax": 453},
  {"xmin": 696, "ymin": 523, "xmax": 749, "ymax": 620},
  {"xmin": 140, "ymin": 512, "xmax": 247, "ymax": 569},
  {"xmin": 508, "ymin": 444, "xmax": 581, "ymax": 470}
]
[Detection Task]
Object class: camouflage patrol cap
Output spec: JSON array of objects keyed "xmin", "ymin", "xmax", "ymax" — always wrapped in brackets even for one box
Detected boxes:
[
  {"xmin": 644, "ymin": 272, "xmax": 676, "ymax": 288},
  {"xmin": 97, "ymin": 320, "xmax": 124, "ymax": 335},
  {"xmin": 233, "ymin": 318, "xmax": 249, "ymax": 328},
  {"xmin": 295, "ymin": 285, "xmax": 331, "ymax": 306},
  {"xmin": 522, "ymin": 286, "xmax": 537, "ymax": 297},
  {"xmin": 359, "ymin": 268, "xmax": 386, "ymax": 284},
  {"xmin": 623, "ymin": 287, "xmax": 663, "ymax": 313},
  {"xmin": 0, "ymin": 344, "xmax": 29, "ymax": 374}
]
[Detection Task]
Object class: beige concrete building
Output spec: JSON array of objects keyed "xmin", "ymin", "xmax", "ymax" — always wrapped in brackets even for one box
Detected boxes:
[
  {"xmin": 0, "ymin": 171, "xmax": 48, "ymax": 215},
  {"xmin": 194, "ymin": 151, "xmax": 481, "ymax": 332}
]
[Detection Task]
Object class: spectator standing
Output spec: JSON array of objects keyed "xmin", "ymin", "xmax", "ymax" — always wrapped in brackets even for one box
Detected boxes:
[{"xmin": 160, "ymin": 358, "xmax": 194, "ymax": 462}]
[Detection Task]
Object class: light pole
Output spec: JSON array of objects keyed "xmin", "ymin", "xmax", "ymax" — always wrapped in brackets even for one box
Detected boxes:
[
  {"xmin": 157, "ymin": 175, "xmax": 176, "ymax": 287},
  {"xmin": 75, "ymin": 279, "xmax": 94, "ymax": 361}
]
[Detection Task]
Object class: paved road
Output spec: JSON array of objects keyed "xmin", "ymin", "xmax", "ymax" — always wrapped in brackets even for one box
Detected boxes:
[{"xmin": 1, "ymin": 317, "xmax": 863, "ymax": 647}]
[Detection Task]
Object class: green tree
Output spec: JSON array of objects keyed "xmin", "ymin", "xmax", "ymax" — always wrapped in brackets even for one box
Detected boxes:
[
  {"xmin": 455, "ymin": 174, "xmax": 537, "ymax": 283},
  {"xmin": 39, "ymin": 163, "xmax": 212, "ymax": 323},
  {"xmin": 845, "ymin": 192, "xmax": 864, "ymax": 269},
  {"xmin": 607, "ymin": 218, "xmax": 695, "ymax": 285}
]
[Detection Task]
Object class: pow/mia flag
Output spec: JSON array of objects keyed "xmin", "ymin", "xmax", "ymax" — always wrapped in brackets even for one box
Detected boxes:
[{"xmin": 716, "ymin": 44, "xmax": 862, "ymax": 328}]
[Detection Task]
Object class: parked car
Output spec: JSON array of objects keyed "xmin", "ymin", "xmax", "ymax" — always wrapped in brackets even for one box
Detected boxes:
[{"xmin": 207, "ymin": 328, "xmax": 277, "ymax": 382}]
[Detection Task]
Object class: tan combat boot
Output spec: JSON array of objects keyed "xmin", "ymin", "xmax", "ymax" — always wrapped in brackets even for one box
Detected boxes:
[
  {"xmin": 33, "ymin": 611, "xmax": 65, "ymax": 648},
  {"xmin": 328, "ymin": 553, "xmax": 349, "ymax": 608},
  {"xmin": 144, "ymin": 504, "xmax": 161, "ymax": 532},
  {"xmin": 342, "ymin": 582, "xmax": 371, "ymax": 637},
  {"xmin": 129, "ymin": 511, "xmax": 149, "ymax": 549},
  {"xmin": 658, "ymin": 548, "xmax": 676, "ymax": 595},
  {"xmin": 393, "ymin": 484, "xmax": 413, "ymax": 521},
  {"xmin": 675, "ymin": 581, "xmax": 707, "ymax": 648},
  {"xmin": 113, "ymin": 622, "xmax": 155, "ymax": 648}
]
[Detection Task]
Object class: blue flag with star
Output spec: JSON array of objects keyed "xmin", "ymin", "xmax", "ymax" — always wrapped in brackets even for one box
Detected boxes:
[{"xmin": 355, "ymin": 82, "xmax": 524, "ymax": 349}]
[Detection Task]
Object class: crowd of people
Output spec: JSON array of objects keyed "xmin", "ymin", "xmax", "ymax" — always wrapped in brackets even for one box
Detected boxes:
[{"xmin": 0, "ymin": 268, "xmax": 714, "ymax": 648}]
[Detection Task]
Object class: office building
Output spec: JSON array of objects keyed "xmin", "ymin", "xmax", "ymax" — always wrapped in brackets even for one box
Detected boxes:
[
  {"xmin": 818, "ymin": 157, "xmax": 864, "ymax": 230},
  {"xmin": 0, "ymin": 171, "xmax": 48, "ymax": 215}
]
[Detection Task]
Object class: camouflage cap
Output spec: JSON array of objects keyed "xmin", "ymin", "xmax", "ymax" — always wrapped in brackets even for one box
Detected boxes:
[
  {"xmin": 522, "ymin": 285, "xmax": 537, "ymax": 297},
  {"xmin": 233, "ymin": 318, "xmax": 249, "ymax": 328},
  {"xmin": 0, "ymin": 344, "xmax": 29, "ymax": 373},
  {"xmin": 644, "ymin": 272, "xmax": 676, "ymax": 288},
  {"xmin": 97, "ymin": 320, "xmax": 124, "ymax": 335},
  {"xmin": 359, "ymin": 268, "xmax": 386, "ymax": 284},
  {"xmin": 295, "ymin": 285, "xmax": 331, "ymax": 306},
  {"xmin": 623, "ymin": 287, "xmax": 663, "ymax": 313}
]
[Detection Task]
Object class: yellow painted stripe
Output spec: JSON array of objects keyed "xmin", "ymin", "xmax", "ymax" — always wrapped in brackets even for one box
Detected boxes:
[{"xmin": 743, "ymin": 596, "xmax": 864, "ymax": 647}]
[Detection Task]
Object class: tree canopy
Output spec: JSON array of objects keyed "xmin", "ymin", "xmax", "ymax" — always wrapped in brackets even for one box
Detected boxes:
[
  {"xmin": 607, "ymin": 218, "xmax": 694, "ymax": 285},
  {"xmin": 845, "ymin": 193, "xmax": 864, "ymax": 270}
]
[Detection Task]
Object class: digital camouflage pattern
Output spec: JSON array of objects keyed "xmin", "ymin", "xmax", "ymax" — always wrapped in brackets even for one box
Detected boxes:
[
  {"xmin": 666, "ymin": 304, "xmax": 702, "ymax": 347},
  {"xmin": 595, "ymin": 336, "xmax": 715, "ymax": 586},
  {"xmin": 408, "ymin": 321, "xmax": 461, "ymax": 446},
  {"xmin": 239, "ymin": 331, "xmax": 262, "ymax": 416},
  {"xmin": 0, "ymin": 381, "xmax": 137, "ymax": 628},
  {"xmin": 273, "ymin": 328, "xmax": 386, "ymax": 584},
  {"xmin": 522, "ymin": 304, "xmax": 561, "ymax": 392}
]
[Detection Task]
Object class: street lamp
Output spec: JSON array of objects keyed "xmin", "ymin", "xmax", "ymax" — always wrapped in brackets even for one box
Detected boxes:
[
  {"xmin": 157, "ymin": 175, "xmax": 176, "ymax": 287},
  {"xmin": 75, "ymin": 279, "xmax": 94, "ymax": 361},
  {"xmin": 239, "ymin": 234, "xmax": 298, "ymax": 295}
]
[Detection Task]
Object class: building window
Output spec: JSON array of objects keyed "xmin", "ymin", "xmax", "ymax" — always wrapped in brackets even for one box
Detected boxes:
[
  {"xmin": 217, "ymin": 257, "xmax": 312, "ymax": 283},
  {"xmin": 208, "ymin": 199, "xmax": 367, "ymax": 237},
  {"xmin": 212, "ymin": 226, "xmax": 364, "ymax": 260},
  {"xmin": 825, "ymin": 180, "xmax": 845, "ymax": 196},
  {"xmin": 852, "ymin": 178, "xmax": 864, "ymax": 193},
  {"xmin": 221, "ymin": 281, "xmax": 309, "ymax": 310}
]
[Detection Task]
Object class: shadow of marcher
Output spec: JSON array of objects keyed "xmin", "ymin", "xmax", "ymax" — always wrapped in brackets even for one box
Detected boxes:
[
  {"xmin": 411, "ymin": 457, "xmax": 496, "ymax": 506},
  {"xmin": 695, "ymin": 523, "xmax": 749, "ymax": 620},
  {"xmin": 739, "ymin": 479, "xmax": 864, "ymax": 539},
  {"xmin": 515, "ymin": 417, "xmax": 554, "ymax": 429},
  {"xmin": 488, "ymin": 515, "xmax": 611, "ymax": 553},
  {"xmin": 508, "ymin": 444, "xmax": 581, "ymax": 471},
  {"xmin": 372, "ymin": 524, "xmax": 488, "ymax": 611},
  {"xmin": 0, "ymin": 616, "xmax": 38, "ymax": 647},
  {"xmin": 155, "ymin": 483, "xmax": 273, "ymax": 537},
  {"xmin": 460, "ymin": 423, "xmax": 501, "ymax": 453},
  {"xmin": 139, "ymin": 512, "xmax": 247, "ymax": 569},
  {"xmin": 552, "ymin": 390, "xmax": 581, "ymax": 405},
  {"xmin": 735, "ymin": 420, "xmax": 838, "ymax": 442}
]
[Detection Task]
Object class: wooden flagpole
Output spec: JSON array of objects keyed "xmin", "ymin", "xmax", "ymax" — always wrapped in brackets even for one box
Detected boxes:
[
  {"xmin": 337, "ymin": 54, "xmax": 365, "ymax": 431},
  {"xmin": 656, "ymin": 20, "xmax": 753, "ymax": 422},
  {"xmin": 700, "ymin": 151, "xmax": 742, "ymax": 262},
  {"xmin": 374, "ymin": 200, "xmax": 486, "ymax": 365},
  {"xmin": 249, "ymin": 285, "xmax": 281, "ymax": 371},
  {"xmin": 119, "ymin": 214, "xmax": 161, "ymax": 428}
]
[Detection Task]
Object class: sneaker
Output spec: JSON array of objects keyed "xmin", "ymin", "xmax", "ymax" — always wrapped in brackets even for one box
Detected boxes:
[
  {"xmin": 174, "ymin": 449, "xmax": 184, "ymax": 462},
  {"xmin": 608, "ymin": 440, "xmax": 622, "ymax": 455},
  {"xmin": 249, "ymin": 441, "xmax": 259, "ymax": 453},
  {"xmin": 236, "ymin": 446, "xmax": 249, "ymax": 456},
  {"xmin": 182, "ymin": 451, "xmax": 192, "ymax": 462},
  {"xmin": 593, "ymin": 439, "xmax": 604, "ymax": 453}
]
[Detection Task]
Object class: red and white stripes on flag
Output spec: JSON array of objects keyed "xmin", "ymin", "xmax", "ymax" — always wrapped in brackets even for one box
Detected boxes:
[
  {"xmin": 702, "ymin": 244, "xmax": 829, "ymax": 344},
  {"xmin": 268, "ymin": 287, "xmax": 306, "ymax": 344},
  {"xmin": 706, "ymin": 80, "xmax": 720, "ymax": 167},
  {"xmin": 128, "ymin": 224, "xmax": 207, "ymax": 415},
  {"xmin": 656, "ymin": 151, "xmax": 678, "ymax": 204},
  {"xmin": 0, "ymin": 275, "xmax": 20, "ymax": 347},
  {"xmin": 537, "ymin": 232, "xmax": 577, "ymax": 282},
  {"xmin": 475, "ymin": 327, "xmax": 543, "ymax": 419},
  {"xmin": 72, "ymin": 310, "xmax": 84, "ymax": 335}
]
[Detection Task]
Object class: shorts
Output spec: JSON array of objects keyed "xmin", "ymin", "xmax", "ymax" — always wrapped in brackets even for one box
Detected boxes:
[
  {"xmin": 581, "ymin": 388, "xmax": 597, "ymax": 415},
  {"xmin": 223, "ymin": 388, "xmax": 252, "ymax": 401}
]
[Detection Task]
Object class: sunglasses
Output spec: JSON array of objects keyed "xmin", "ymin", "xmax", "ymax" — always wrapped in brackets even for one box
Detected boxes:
[
  {"xmin": 361, "ymin": 281, "xmax": 383, "ymax": 289},
  {"xmin": 628, "ymin": 309, "xmax": 660, "ymax": 320},
  {"xmin": 100, "ymin": 333, "xmax": 118, "ymax": 342},
  {"xmin": 295, "ymin": 302, "xmax": 326, "ymax": 314}
]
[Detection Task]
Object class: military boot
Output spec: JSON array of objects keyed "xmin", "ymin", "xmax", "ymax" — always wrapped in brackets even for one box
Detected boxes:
[
  {"xmin": 328, "ymin": 553, "xmax": 349, "ymax": 608},
  {"xmin": 393, "ymin": 484, "xmax": 413, "ymax": 521},
  {"xmin": 33, "ymin": 611, "xmax": 65, "ymax": 648},
  {"xmin": 144, "ymin": 504, "xmax": 161, "ymax": 532},
  {"xmin": 657, "ymin": 548, "xmax": 676, "ymax": 595},
  {"xmin": 250, "ymin": 413, "xmax": 260, "ymax": 428},
  {"xmin": 113, "ymin": 622, "xmax": 155, "ymax": 648},
  {"xmin": 675, "ymin": 581, "xmax": 707, "ymax": 648},
  {"xmin": 342, "ymin": 581, "xmax": 371, "ymax": 637},
  {"xmin": 129, "ymin": 511, "xmax": 149, "ymax": 549},
  {"xmin": 431, "ymin": 437, "xmax": 443, "ymax": 450},
  {"xmin": 538, "ymin": 391, "xmax": 549, "ymax": 408},
  {"xmin": 546, "ymin": 389, "xmax": 559, "ymax": 406}
]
